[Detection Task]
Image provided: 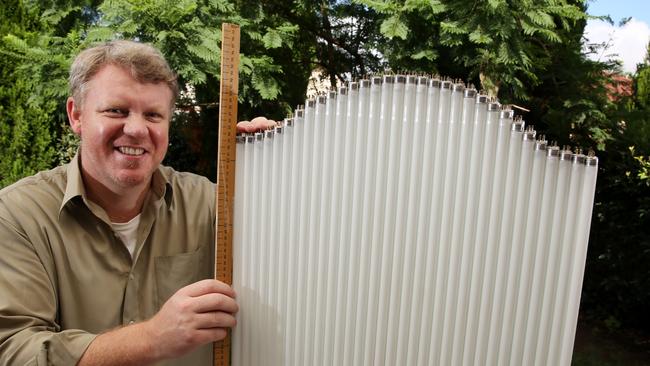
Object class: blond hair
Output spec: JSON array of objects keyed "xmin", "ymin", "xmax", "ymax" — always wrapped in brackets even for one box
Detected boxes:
[{"xmin": 69, "ymin": 40, "xmax": 179, "ymax": 107}]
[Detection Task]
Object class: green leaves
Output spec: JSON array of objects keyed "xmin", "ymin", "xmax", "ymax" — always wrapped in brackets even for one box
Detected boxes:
[
  {"xmin": 468, "ymin": 27, "xmax": 493, "ymax": 45},
  {"xmin": 252, "ymin": 71, "xmax": 280, "ymax": 100},
  {"xmin": 2, "ymin": 34, "xmax": 31, "ymax": 55},
  {"xmin": 439, "ymin": 20, "xmax": 466, "ymax": 35},
  {"xmin": 262, "ymin": 30, "xmax": 283, "ymax": 49},
  {"xmin": 380, "ymin": 15, "xmax": 408, "ymax": 40},
  {"xmin": 487, "ymin": 0, "xmax": 505, "ymax": 10},
  {"xmin": 261, "ymin": 23, "xmax": 299, "ymax": 49},
  {"xmin": 411, "ymin": 49, "xmax": 438, "ymax": 61},
  {"xmin": 525, "ymin": 10, "xmax": 555, "ymax": 28},
  {"xmin": 41, "ymin": 6, "xmax": 81, "ymax": 27},
  {"xmin": 187, "ymin": 28, "xmax": 220, "ymax": 64},
  {"xmin": 428, "ymin": 0, "xmax": 446, "ymax": 14},
  {"xmin": 359, "ymin": 0, "xmax": 589, "ymax": 99},
  {"xmin": 85, "ymin": 27, "xmax": 116, "ymax": 43}
]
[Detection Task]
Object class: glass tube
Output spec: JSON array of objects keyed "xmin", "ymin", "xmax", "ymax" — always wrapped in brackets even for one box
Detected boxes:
[
  {"xmin": 352, "ymin": 76, "xmax": 383, "ymax": 366},
  {"xmin": 559, "ymin": 155, "xmax": 598, "ymax": 365},
  {"xmin": 462, "ymin": 101, "xmax": 502, "ymax": 366},
  {"xmin": 394, "ymin": 76, "xmax": 430, "ymax": 364},
  {"xmin": 534, "ymin": 147, "xmax": 573, "ymax": 366},
  {"xmin": 334, "ymin": 81, "xmax": 362, "ymax": 365},
  {"xmin": 509, "ymin": 138, "xmax": 548, "ymax": 366},
  {"xmin": 473, "ymin": 106, "xmax": 512, "ymax": 366},
  {"xmin": 362, "ymin": 75, "xmax": 395, "ymax": 366},
  {"xmin": 451, "ymin": 93, "xmax": 489, "ymax": 365},
  {"xmin": 496, "ymin": 127, "xmax": 536, "ymax": 365},
  {"xmin": 384, "ymin": 75, "xmax": 419, "ymax": 365},
  {"xmin": 440, "ymin": 86, "xmax": 477, "ymax": 365},
  {"xmin": 416, "ymin": 79, "xmax": 452, "ymax": 365},
  {"xmin": 405, "ymin": 78, "xmax": 441, "ymax": 366}
]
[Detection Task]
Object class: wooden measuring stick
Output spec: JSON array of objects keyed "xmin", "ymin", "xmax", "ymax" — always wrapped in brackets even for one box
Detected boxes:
[{"xmin": 214, "ymin": 22, "xmax": 240, "ymax": 366}]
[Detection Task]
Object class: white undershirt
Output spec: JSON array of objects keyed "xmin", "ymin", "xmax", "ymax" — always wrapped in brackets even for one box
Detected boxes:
[{"xmin": 111, "ymin": 214, "xmax": 141, "ymax": 257}]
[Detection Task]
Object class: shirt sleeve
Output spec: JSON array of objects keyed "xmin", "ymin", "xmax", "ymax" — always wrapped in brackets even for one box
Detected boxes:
[{"xmin": 0, "ymin": 216, "xmax": 97, "ymax": 365}]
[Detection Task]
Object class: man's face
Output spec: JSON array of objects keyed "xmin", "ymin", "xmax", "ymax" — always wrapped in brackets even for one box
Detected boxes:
[{"xmin": 68, "ymin": 64, "xmax": 173, "ymax": 193}]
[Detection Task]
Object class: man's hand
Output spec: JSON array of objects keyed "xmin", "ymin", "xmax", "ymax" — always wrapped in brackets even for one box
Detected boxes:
[
  {"xmin": 237, "ymin": 116, "xmax": 277, "ymax": 133},
  {"xmin": 78, "ymin": 279, "xmax": 238, "ymax": 366},
  {"xmin": 143, "ymin": 279, "xmax": 238, "ymax": 360}
]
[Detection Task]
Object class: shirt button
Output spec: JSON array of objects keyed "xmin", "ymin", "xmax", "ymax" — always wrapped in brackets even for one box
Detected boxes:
[{"xmin": 129, "ymin": 320, "xmax": 134, "ymax": 324}]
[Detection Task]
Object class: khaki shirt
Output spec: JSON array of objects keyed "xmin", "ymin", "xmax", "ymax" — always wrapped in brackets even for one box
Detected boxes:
[{"xmin": 0, "ymin": 154, "xmax": 215, "ymax": 365}]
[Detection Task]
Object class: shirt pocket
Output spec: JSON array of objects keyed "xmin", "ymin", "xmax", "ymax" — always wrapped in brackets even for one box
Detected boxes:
[{"xmin": 154, "ymin": 244, "xmax": 211, "ymax": 309}]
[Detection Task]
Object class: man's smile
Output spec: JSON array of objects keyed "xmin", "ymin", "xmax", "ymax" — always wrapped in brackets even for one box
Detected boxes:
[{"xmin": 117, "ymin": 146, "xmax": 146, "ymax": 156}]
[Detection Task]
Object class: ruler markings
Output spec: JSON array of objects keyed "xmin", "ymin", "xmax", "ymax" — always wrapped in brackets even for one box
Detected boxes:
[{"xmin": 214, "ymin": 22, "xmax": 240, "ymax": 366}]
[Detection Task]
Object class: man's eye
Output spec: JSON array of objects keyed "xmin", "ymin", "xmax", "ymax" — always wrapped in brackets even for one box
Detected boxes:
[
  {"xmin": 105, "ymin": 108, "xmax": 127, "ymax": 116},
  {"xmin": 145, "ymin": 112, "xmax": 164, "ymax": 121}
]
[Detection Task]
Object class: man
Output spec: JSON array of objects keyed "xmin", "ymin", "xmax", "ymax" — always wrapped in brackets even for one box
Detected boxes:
[{"xmin": 0, "ymin": 40, "xmax": 273, "ymax": 365}]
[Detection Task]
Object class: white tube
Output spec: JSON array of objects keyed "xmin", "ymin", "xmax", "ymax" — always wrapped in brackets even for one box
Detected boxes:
[
  {"xmin": 496, "ymin": 128, "xmax": 536, "ymax": 365},
  {"xmin": 374, "ymin": 75, "xmax": 407, "ymax": 366},
  {"xmin": 509, "ymin": 139, "xmax": 548, "ymax": 366},
  {"xmin": 300, "ymin": 94, "xmax": 328, "ymax": 365},
  {"xmin": 263, "ymin": 127, "xmax": 281, "ymax": 363},
  {"xmin": 416, "ymin": 79, "xmax": 452, "ymax": 366},
  {"xmin": 439, "ymin": 87, "xmax": 477, "ymax": 365},
  {"xmin": 461, "ymin": 101, "xmax": 501, "ymax": 366},
  {"xmin": 333, "ymin": 82, "xmax": 362, "ymax": 366},
  {"xmin": 473, "ymin": 107, "xmax": 512, "ymax": 366},
  {"xmin": 534, "ymin": 148, "xmax": 573, "ymax": 366},
  {"xmin": 310, "ymin": 90, "xmax": 338, "ymax": 365},
  {"xmin": 289, "ymin": 99, "xmax": 315, "ymax": 366},
  {"xmin": 352, "ymin": 77, "xmax": 383, "ymax": 366},
  {"xmin": 318, "ymin": 87, "xmax": 348, "ymax": 365},
  {"xmin": 559, "ymin": 155, "xmax": 598, "ymax": 365},
  {"xmin": 285, "ymin": 109, "xmax": 304, "ymax": 365},
  {"xmin": 547, "ymin": 151, "xmax": 585, "ymax": 366},
  {"xmin": 405, "ymin": 78, "xmax": 441, "ymax": 366},
  {"xmin": 430, "ymin": 81, "xmax": 465, "ymax": 364},
  {"xmin": 393, "ymin": 76, "xmax": 429, "ymax": 364},
  {"xmin": 521, "ymin": 145, "xmax": 559, "ymax": 366},
  {"xmin": 276, "ymin": 117, "xmax": 295, "ymax": 362},
  {"xmin": 248, "ymin": 132, "xmax": 264, "ymax": 366},
  {"xmin": 484, "ymin": 118, "xmax": 524, "ymax": 366},
  {"xmin": 450, "ymin": 93, "xmax": 488, "ymax": 365},
  {"xmin": 383, "ymin": 75, "xmax": 418, "ymax": 365},
  {"xmin": 361, "ymin": 75, "xmax": 394, "ymax": 366}
]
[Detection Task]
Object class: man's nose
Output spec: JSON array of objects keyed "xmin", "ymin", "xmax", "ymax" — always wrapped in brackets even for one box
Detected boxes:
[{"xmin": 122, "ymin": 114, "xmax": 148, "ymax": 137}]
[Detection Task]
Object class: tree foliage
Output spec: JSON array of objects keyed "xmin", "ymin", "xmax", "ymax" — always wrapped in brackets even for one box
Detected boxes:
[
  {"xmin": 0, "ymin": 0, "xmax": 96, "ymax": 186},
  {"xmin": 635, "ymin": 44, "xmax": 650, "ymax": 109},
  {"xmin": 579, "ymin": 56, "xmax": 650, "ymax": 332},
  {"xmin": 356, "ymin": 0, "xmax": 587, "ymax": 99}
]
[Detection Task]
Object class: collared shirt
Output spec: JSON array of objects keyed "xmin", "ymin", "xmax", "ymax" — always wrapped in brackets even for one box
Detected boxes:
[{"xmin": 0, "ymin": 153, "xmax": 215, "ymax": 365}]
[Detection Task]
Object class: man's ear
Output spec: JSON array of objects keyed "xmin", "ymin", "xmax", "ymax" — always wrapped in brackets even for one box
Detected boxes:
[{"xmin": 66, "ymin": 97, "xmax": 82, "ymax": 136}]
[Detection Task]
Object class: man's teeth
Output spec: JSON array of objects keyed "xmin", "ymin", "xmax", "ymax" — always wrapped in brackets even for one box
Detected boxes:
[{"xmin": 118, "ymin": 147, "xmax": 145, "ymax": 156}]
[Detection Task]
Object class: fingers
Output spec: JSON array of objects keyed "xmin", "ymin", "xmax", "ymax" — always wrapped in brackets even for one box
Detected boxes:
[
  {"xmin": 237, "ymin": 116, "xmax": 277, "ymax": 133},
  {"xmin": 195, "ymin": 328, "xmax": 229, "ymax": 343},
  {"xmin": 192, "ymin": 292, "xmax": 239, "ymax": 313},
  {"xmin": 179, "ymin": 279, "xmax": 236, "ymax": 298},
  {"xmin": 146, "ymin": 280, "xmax": 238, "ymax": 359},
  {"xmin": 251, "ymin": 116, "xmax": 277, "ymax": 129},
  {"xmin": 195, "ymin": 311, "xmax": 237, "ymax": 329}
]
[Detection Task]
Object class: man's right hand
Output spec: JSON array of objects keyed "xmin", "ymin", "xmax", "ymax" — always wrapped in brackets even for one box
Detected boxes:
[
  {"xmin": 77, "ymin": 279, "xmax": 238, "ymax": 366},
  {"xmin": 144, "ymin": 279, "xmax": 238, "ymax": 360}
]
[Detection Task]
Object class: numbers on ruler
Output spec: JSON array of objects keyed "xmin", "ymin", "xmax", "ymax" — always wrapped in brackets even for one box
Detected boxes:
[{"xmin": 215, "ymin": 22, "xmax": 239, "ymax": 366}]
